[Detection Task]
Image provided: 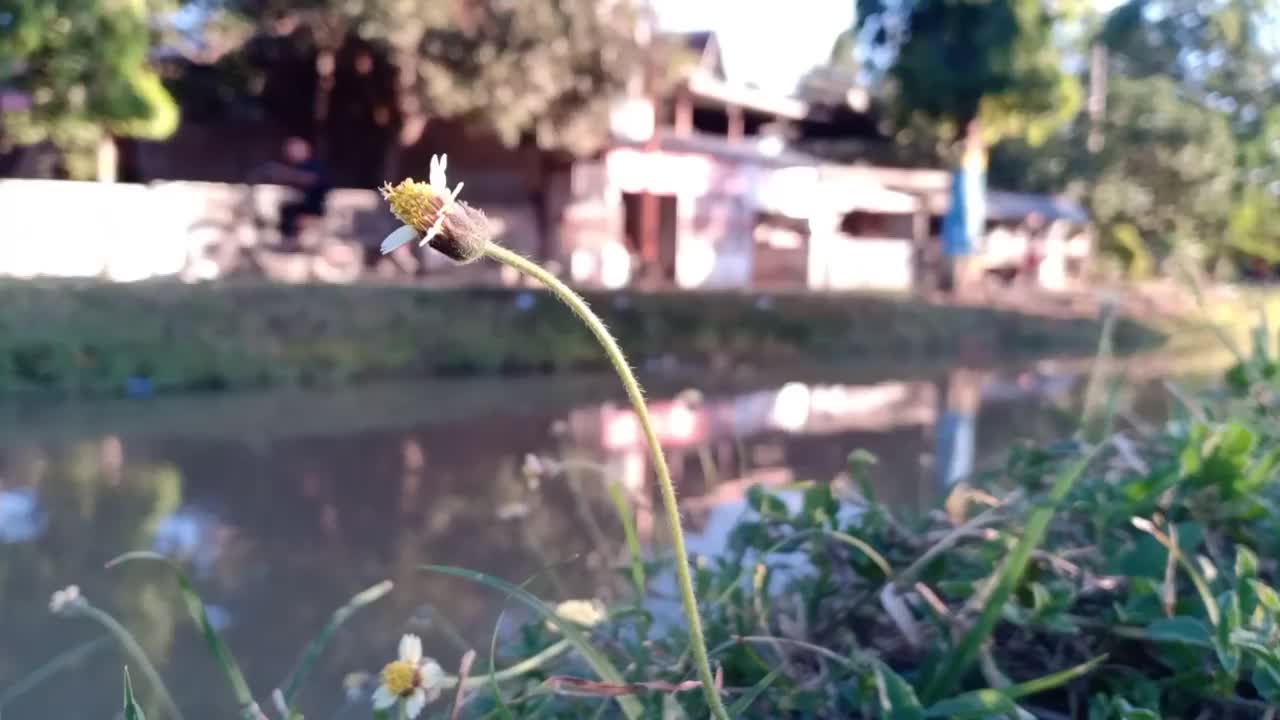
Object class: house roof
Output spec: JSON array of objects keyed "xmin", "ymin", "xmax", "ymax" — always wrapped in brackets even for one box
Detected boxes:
[
  {"xmin": 666, "ymin": 29, "xmax": 865, "ymax": 122},
  {"xmin": 612, "ymin": 128, "xmax": 820, "ymax": 167},
  {"xmin": 987, "ymin": 191, "xmax": 1089, "ymax": 224}
]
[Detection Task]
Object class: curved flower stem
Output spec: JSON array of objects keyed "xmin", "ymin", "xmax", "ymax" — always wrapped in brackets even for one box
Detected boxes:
[
  {"xmin": 483, "ymin": 244, "xmax": 730, "ymax": 720},
  {"xmin": 71, "ymin": 603, "xmax": 185, "ymax": 720}
]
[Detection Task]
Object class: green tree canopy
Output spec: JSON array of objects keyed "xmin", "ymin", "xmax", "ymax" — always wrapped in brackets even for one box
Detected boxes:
[
  {"xmin": 1086, "ymin": 75, "xmax": 1236, "ymax": 269},
  {"xmin": 365, "ymin": 0, "xmax": 648, "ymax": 155},
  {"xmin": 985, "ymin": 0, "xmax": 1280, "ymax": 276},
  {"xmin": 198, "ymin": 0, "xmax": 650, "ymax": 179},
  {"xmin": 1, "ymin": 0, "xmax": 179, "ymax": 178},
  {"xmin": 855, "ymin": 0, "xmax": 1082, "ymax": 154}
]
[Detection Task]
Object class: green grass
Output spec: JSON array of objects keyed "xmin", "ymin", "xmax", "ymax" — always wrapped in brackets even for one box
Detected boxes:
[{"xmin": 0, "ymin": 279, "xmax": 1161, "ymax": 395}]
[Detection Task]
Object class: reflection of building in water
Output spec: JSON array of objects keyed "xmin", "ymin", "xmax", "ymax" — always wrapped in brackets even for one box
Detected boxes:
[
  {"xmin": 934, "ymin": 369, "xmax": 986, "ymax": 492},
  {"xmin": 0, "ymin": 487, "xmax": 46, "ymax": 543},
  {"xmin": 562, "ymin": 379, "xmax": 944, "ymax": 539},
  {"xmin": 559, "ymin": 369, "xmax": 1084, "ymax": 542},
  {"xmin": 153, "ymin": 506, "xmax": 232, "ymax": 578}
]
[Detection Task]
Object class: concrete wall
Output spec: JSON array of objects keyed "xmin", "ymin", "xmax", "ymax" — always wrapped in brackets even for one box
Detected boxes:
[{"xmin": 0, "ymin": 179, "xmax": 538, "ymax": 283}]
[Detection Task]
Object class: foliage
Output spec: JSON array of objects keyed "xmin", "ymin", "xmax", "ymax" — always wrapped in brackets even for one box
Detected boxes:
[
  {"xmin": 197, "ymin": 0, "xmax": 650, "ymax": 168},
  {"xmin": 1101, "ymin": 0, "xmax": 1280, "ymax": 124},
  {"xmin": 0, "ymin": 0, "xmax": 179, "ymax": 178},
  {"xmin": 1086, "ymin": 75, "xmax": 1236, "ymax": 270},
  {"xmin": 854, "ymin": 0, "xmax": 1082, "ymax": 153},
  {"xmin": 361, "ymin": 0, "xmax": 648, "ymax": 155},
  {"xmin": 0, "ymin": 281, "xmax": 1156, "ymax": 395},
  {"xmin": 989, "ymin": 0, "xmax": 1280, "ymax": 274}
]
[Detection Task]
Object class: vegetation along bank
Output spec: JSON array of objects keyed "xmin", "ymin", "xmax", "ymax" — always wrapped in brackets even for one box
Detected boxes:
[{"xmin": 0, "ymin": 280, "xmax": 1173, "ymax": 395}]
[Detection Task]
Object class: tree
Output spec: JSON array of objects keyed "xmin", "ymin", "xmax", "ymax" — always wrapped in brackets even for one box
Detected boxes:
[
  {"xmin": 0, "ymin": 0, "xmax": 179, "ymax": 179},
  {"xmin": 854, "ymin": 0, "xmax": 1082, "ymax": 288},
  {"xmin": 200, "ymin": 0, "xmax": 650, "ymax": 180},
  {"xmin": 1100, "ymin": 0, "xmax": 1280, "ymax": 271},
  {"xmin": 372, "ymin": 0, "xmax": 648, "ymax": 158},
  {"xmin": 1102, "ymin": 0, "xmax": 1280, "ymax": 125},
  {"xmin": 983, "ymin": 0, "xmax": 1280, "ymax": 277},
  {"xmin": 1086, "ymin": 75, "xmax": 1236, "ymax": 273}
]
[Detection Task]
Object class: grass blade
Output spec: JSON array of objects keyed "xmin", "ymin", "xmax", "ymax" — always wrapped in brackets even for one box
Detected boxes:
[
  {"xmin": 825, "ymin": 529, "xmax": 893, "ymax": 577},
  {"xmin": 924, "ymin": 689, "xmax": 1014, "ymax": 718},
  {"xmin": 279, "ymin": 580, "xmax": 393, "ymax": 707},
  {"xmin": 1003, "ymin": 654, "xmax": 1108, "ymax": 700},
  {"xmin": 1130, "ymin": 518, "xmax": 1220, "ymax": 626},
  {"xmin": 921, "ymin": 450, "xmax": 1097, "ymax": 702},
  {"xmin": 925, "ymin": 654, "xmax": 1109, "ymax": 717},
  {"xmin": 484, "ymin": 609, "xmax": 516, "ymax": 720},
  {"xmin": 0, "ymin": 635, "xmax": 111, "ymax": 711},
  {"xmin": 726, "ymin": 667, "xmax": 784, "ymax": 716},
  {"xmin": 605, "ymin": 481, "xmax": 647, "ymax": 600},
  {"xmin": 419, "ymin": 564, "xmax": 643, "ymax": 720},
  {"xmin": 108, "ymin": 551, "xmax": 260, "ymax": 717},
  {"xmin": 124, "ymin": 667, "xmax": 146, "ymax": 720},
  {"xmin": 1081, "ymin": 309, "xmax": 1118, "ymax": 442}
]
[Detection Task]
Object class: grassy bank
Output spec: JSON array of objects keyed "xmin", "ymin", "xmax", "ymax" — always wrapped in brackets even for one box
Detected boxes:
[{"xmin": 0, "ymin": 279, "xmax": 1162, "ymax": 395}]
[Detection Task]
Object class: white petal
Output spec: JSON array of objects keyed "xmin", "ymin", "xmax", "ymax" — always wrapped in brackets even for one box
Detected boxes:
[
  {"xmin": 429, "ymin": 155, "xmax": 448, "ymax": 189},
  {"xmin": 381, "ymin": 225, "xmax": 421, "ymax": 255},
  {"xmin": 371, "ymin": 685, "xmax": 397, "ymax": 710},
  {"xmin": 422, "ymin": 212, "xmax": 449, "ymax": 245},
  {"xmin": 399, "ymin": 634, "xmax": 423, "ymax": 664},
  {"xmin": 418, "ymin": 660, "xmax": 444, "ymax": 690},
  {"xmin": 420, "ymin": 181, "xmax": 464, "ymax": 246},
  {"xmin": 404, "ymin": 689, "xmax": 427, "ymax": 719}
]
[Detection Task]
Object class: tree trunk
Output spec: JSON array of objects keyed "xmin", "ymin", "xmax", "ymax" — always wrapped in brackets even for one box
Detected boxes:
[
  {"xmin": 96, "ymin": 135, "xmax": 119, "ymax": 183},
  {"xmin": 313, "ymin": 48, "xmax": 337, "ymax": 156},
  {"xmin": 380, "ymin": 51, "xmax": 429, "ymax": 182}
]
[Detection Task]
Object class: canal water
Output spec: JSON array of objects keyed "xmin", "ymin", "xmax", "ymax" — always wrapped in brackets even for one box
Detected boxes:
[{"xmin": 0, "ymin": 358, "xmax": 1184, "ymax": 718}]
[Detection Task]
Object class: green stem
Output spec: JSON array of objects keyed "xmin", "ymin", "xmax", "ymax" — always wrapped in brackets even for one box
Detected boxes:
[
  {"xmin": 482, "ymin": 244, "xmax": 729, "ymax": 720},
  {"xmin": 73, "ymin": 603, "xmax": 185, "ymax": 720},
  {"xmin": 441, "ymin": 639, "xmax": 573, "ymax": 690}
]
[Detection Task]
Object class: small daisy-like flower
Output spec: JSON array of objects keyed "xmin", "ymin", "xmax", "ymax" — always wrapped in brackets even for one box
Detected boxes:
[
  {"xmin": 49, "ymin": 585, "xmax": 84, "ymax": 614},
  {"xmin": 379, "ymin": 154, "xmax": 494, "ymax": 263},
  {"xmin": 372, "ymin": 634, "xmax": 445, "ymax": 719}
]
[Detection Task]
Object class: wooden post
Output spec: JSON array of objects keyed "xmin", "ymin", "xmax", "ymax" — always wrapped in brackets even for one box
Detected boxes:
[
  {"xmin": 727, "ymin": 104, "xmax": 744, "ymax": 142},
  {"xmin": 911, "ymin": 192, "xmax": 930, "ymax": 296},
  {"xmin": 675, "ymin": 91, "xmax": 693, "ymax": 137}
]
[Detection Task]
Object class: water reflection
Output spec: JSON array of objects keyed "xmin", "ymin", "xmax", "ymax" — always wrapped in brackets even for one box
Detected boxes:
[{"xmin": 0, "ymin": 362, "xmax": 1171, "ymax": 718}]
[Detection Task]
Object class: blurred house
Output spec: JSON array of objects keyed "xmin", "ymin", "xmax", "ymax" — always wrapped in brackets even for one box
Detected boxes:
[{"xmin": 560, "ymin": 31, "xmax": 1093, "ymax": 293}]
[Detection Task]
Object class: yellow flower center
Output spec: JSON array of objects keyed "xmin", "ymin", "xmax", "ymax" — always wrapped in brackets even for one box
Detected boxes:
[
  {"xmin": 380, "ymin": 179, "xmax": 440, "ymax": 233},
  {"xmin": 381, "ymin": 660, "xmax": 418, "ymax": 696}
]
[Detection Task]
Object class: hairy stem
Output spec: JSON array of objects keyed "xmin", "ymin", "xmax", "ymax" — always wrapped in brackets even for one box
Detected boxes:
[
  {"xmin": 72, "ymin": 603, "xmax": 185, "ymax": 720},
  {"xmin": 482, "ymin": 244, "xmax": 729, "ymax": 719}
]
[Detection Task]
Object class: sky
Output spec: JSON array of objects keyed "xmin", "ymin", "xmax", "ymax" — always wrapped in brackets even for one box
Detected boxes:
[
  {"xmin": 648, "ymin": 0, "xmax": 1139, "ymax": 95},
  {"xmin": 649, "ymin": 0, "xmax": 855, "ymax": 95}
]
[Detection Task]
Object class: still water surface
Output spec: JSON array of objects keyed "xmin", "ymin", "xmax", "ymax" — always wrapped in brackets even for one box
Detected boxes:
[{"xmin": 0, "ymin": 360, "xmax": 1179, "ymax": 718}]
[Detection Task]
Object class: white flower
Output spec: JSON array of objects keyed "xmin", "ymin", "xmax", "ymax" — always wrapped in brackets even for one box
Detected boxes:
[
  {"xmin": 371, "ymin": 634, "xmax": 445, "ymax": 719},
  {"xmin": 49, "ymin": 585, "xmax": 84, "ymax": 614},
  {"xmin": 549, "ymin": 599, "xmax": 606, "ymax": 631},
  {"xmin": 379, "ymin": 154, "xmax": 467, "ymax": 255}
]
